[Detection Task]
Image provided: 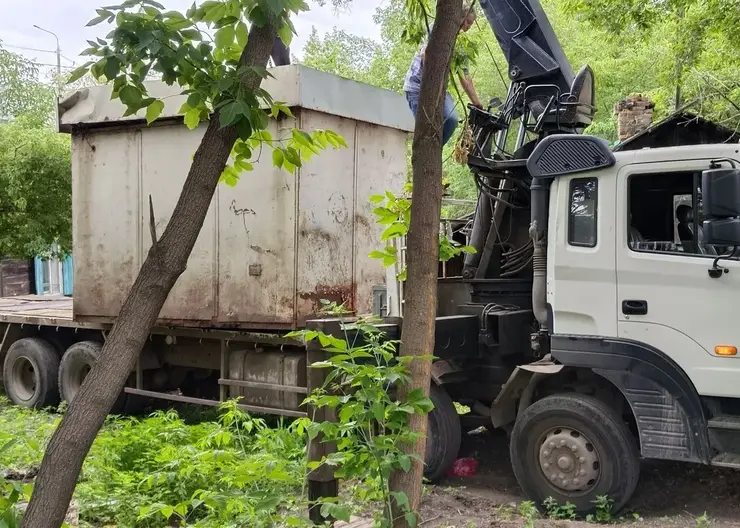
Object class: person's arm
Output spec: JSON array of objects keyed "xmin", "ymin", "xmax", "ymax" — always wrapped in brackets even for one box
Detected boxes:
[{"xmin": 458, "ymin": 68, "xmax": 483, "ymax": 108}]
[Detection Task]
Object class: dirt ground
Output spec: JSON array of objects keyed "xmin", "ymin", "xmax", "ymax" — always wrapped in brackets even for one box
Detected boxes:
[{"xmin": 414, "ymin": 428, "xmax": 740, "ymax": 527}]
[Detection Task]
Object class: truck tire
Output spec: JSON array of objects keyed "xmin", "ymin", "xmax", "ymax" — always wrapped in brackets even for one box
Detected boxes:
[
  {"xmin": 2, "ymin": 337, "xmax": 60, "ymax": 409},
  {"xmin": 424, "ymin": 383, "xmax": 462, "ymax": 482},
  {"xmin": 510, "ymin": 393, "xmax": 640, "ymax": 515},
  {"xmin": 59, "ymin": 341, "xmax": 128, "ymax": 414}
]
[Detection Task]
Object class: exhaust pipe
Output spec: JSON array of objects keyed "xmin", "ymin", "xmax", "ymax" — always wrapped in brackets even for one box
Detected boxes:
[{"xmin": 529, "ymin": 178, "xmax": 549, "ymax": 332}]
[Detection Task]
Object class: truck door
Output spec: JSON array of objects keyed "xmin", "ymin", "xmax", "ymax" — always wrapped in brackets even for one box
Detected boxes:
[
  {"xmin": 549, "ymin": 170, "xmax": 617, "ymax": 337},
  {"xmin": 616, "ymin": 155, "xmax": 740, "ymax": 398}
]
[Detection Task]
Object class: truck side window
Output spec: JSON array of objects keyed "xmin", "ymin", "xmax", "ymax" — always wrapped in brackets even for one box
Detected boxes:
[
  {"xmin": 568, "ymin": 178, "xmax": 598, "ymax": 247},
  {"xmin": 628, "ymin": 171, "xmax": 717, "ymax": 256}
]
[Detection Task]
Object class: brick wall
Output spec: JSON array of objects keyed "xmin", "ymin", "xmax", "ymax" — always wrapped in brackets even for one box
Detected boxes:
[
  {"xmin": 0, "ymin": 258, "xmax": 33, "ymax": 297},
  {"xmin": 615, "ymin": 95, "xmax": 655, "ymax": 141}
]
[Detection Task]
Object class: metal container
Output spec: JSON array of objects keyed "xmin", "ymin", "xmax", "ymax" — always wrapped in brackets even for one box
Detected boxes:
[
  {"xmin": 228, "ymin": 348, "xmax": 306, "ymax": 412},
  {"xmin": 58, "ymin": 65, "xmax": 412, "ymax": 330}
]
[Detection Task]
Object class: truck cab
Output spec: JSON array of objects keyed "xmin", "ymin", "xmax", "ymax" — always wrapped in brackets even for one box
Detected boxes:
[{"xmin": 425, "ymin": 132, "xmax": 740, "ymax": 513}]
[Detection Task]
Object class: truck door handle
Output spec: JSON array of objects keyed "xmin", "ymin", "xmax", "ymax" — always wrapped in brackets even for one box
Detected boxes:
[{"xmin": 622, "ymin": 300, "xmax": 648, "ymax": 315}]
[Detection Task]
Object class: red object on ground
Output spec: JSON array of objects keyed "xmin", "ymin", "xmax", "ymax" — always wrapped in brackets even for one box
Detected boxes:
[{"xmin": 446, "ymin": 457, "xmax": 479, "ymax": 477}]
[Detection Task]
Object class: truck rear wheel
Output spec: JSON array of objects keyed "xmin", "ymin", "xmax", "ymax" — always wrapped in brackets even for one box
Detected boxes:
[
  {"xmin": 2, "ymin": 338, "xmax": 60, "ymax": 409},
  {"xmin": 59, "ymin": 341, "xmax": 128, "ymax": 414},
  {"xmin": 424, "ymin": 383, "xmax": 462, "ymax": 481},
  {"xmin": 510, "ymin": 393, "xmax": 640, "ymax": 515}
]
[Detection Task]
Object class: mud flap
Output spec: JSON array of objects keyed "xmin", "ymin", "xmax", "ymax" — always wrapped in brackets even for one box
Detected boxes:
[
  {"xmin": 594, "ymin": 369, "xmax": 707, "ymax": 463},
  {"xmin": 490, "ymin": 356, "xmax": 563, "ymax": 428}
]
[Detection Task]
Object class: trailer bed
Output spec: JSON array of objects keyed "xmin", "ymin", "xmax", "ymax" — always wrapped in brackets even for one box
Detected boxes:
[{"xmin": 0, "ymin": 295, "xmax": 80, "ymax": 326}]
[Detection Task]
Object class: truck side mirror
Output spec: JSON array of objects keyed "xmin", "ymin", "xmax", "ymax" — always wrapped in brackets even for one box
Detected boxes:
[{"xmin": 702, "ymin": 167, "xmax": 740, "ymax": 246}]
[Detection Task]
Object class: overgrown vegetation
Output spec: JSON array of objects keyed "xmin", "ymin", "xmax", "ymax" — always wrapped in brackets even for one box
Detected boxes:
[{"xmin": 0, "ymin": 304, "xmax": 440, "ymax": 527}]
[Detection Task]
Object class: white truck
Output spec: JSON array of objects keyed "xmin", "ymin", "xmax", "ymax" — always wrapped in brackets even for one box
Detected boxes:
[{"xmin": 4, "ymin": 6, "xmax": 740, "ymax": 516}]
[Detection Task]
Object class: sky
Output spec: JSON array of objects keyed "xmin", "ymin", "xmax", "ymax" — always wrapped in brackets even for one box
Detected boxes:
[{"xmin": 0, "ymin": 0, "xmax": 385, "ymax": 79}]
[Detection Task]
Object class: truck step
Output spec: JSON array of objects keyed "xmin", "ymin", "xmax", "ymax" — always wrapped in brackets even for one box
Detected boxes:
[
  {"xmin": 711, "ymin": 452, "xmax": 740, "ymax": 469},
  {"xmin": 708, "ymin": 415, "xmax": 740, "ymax": 431}
]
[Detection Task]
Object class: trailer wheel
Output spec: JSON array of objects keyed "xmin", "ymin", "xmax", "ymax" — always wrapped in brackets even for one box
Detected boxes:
[
  {"xmin": 59, "ymin": 341, "xmax": 127, "ymax": 414},
  {"xmin": 510, "ymin": 393, "xmax": 640, "ymax": 515},
  {"xmin": 2, "ymin": 338, "xmax": 60, "ymax": 409},
  {"xmin": 424, "ymin": 383, "xmax": 462, "ymax": 482}
]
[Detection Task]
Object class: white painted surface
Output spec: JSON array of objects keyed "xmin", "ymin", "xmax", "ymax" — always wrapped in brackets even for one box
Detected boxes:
[
  {"xmin": 551, "ymin": 142, "xmax": 740, "ymax": 397},
  {"xmin": 548, "ymin": 170, "xmax": 617, "ymax": 337},
  {"xmin": 615, "ymin": 147, "xmax": 740, "ymax": 398}
]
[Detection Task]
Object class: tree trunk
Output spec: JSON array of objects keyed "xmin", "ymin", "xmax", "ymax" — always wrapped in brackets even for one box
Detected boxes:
[
  {"xmin": 21, "ymin": 20, "xmax": 277, "ymax": 528},
  {"xmin": 389, "ymin": 1, "xmax": 461, "ymax": 527}
]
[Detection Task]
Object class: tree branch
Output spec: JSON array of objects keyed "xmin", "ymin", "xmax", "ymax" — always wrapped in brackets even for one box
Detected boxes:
[{"xmin": 148, "ymin": 194, "xmax": 157, "ymax": 246}]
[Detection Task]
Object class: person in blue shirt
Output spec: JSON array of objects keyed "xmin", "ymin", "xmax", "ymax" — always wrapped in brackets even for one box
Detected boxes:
[{"xmin": 403, "ymin": 2, "xmax": 483, "ymax": 146}]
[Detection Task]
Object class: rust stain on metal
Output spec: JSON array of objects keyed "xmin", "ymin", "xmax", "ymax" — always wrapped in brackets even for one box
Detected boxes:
[
  {"xmin": 299, "ymin": 228, "xmax": 333, "ymax": 243},
  {"xmin": 298, "ymin": 283, "xmax": 355, "ymax": 313}
]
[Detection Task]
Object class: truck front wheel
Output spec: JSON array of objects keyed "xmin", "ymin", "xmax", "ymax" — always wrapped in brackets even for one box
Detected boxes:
[
  {"xmin": 424, "ymin": 383, "xmax": 462, "ymax": 482},
  {"xmin": 510, "ymin": 393, "xmax": 640, "ymax": 515},
  {"xmin": 2, "ymin": 338, "xmax": 60, "ymax": 409}
]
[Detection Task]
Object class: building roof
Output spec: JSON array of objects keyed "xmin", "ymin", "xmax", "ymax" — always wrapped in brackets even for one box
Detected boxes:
[
  {"xmin": 57, "ymin": 64, "xmax": 415, "ymax": 133},
  {"xmin": 613, "ymin": 109, "xmax": 740, "ymax": 151}
]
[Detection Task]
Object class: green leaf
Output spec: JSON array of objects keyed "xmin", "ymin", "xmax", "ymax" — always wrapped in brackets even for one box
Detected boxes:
[
  {"xmin": 214, "ymin": 25, "xmax": 235, "ymax": 48},
  {"xmin": 181, "ymin": 29, "xmax": 202, "ymax": 41},
  {"xmin": 220, "ymin": 166, "xmax": 240, "ymax": 187},
  {"xmin": 66, "ymin": 63, "xmax": 91, "ymax": 84},
  {"xmin": 272, "ymin": 148, "xmax": 284, "ymax": 168},
  {"xmin": 283, "ymin": 147, "xmax": 302, "ymax": 167},
  {"xmin": 235, "ymin": 159, "xmax": 253, "ymax": 172},
  {"xmin": 145, "ymin": 100, "xmax": 165, "ymax": 124},
  {"xmin": 392, "ymin": 491, "xmax": 410, "ymax": 511},
  {"xmin": 184, "ymin": 107, "xmax": 201, "ymax": 130},
  {"xmin": 258, "ymin": 129, "xmax": 273, "ymax": 142},
  {"xmin": 398, "ymin": 454, "xmax": 411, "ymax": 472},
  {"xmin": 104, "ymin": 57, "xmax": 121, "ymax": 81},
  {"xmin": 381, "ymin": 222, "xmax": 408, "ymax": 241},
  {"xmin": 119, "ymin": 85, "xmax": 142, "ymax": 106},
  {"xmin": 86, "ymin": 14, "xmax": 108, "ymax": 26},
  {"xmin": 320, "ymin": 503, "xmax": 351, "ymax": 522},
  {"xmin": 277, "ymin": 20, "xmax": 294, "ymax": 47},
  {"xmin": 219, "ymin": 101, "xmax": 241, "ymax": 128},
  {"xmin": 405, "ymin": 511, "xmax": 418, "ymax": 527},
  {"xmin": 236, "ymin": 21, "xmax": 249, "ymax": 48},
  {"xmin": 292, "ymin": 129, "xmax": 314, "ymax": 148},
  {"xmin": 159, "ymin": 505, "xmax": 175, "ymax": 519}
]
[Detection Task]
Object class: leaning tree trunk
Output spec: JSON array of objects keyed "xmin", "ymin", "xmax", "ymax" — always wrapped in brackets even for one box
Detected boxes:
[
  {"xmin": 389, "ymin": 1, "xmax": 461, "ymax": 527},
  {"xmin": 21, "ymin": 20, "xmax": 278, "ymax": 528}
]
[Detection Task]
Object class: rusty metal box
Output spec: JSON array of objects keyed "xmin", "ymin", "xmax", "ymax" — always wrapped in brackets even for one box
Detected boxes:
[{"xmin": 58, "ymin": 65, "xmax": 412, "ymax": 330}]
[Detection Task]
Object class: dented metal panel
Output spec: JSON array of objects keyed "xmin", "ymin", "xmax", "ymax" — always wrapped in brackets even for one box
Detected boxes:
[
  {"xmin": 217, "ymin": 116, "xmax": 298, "ymax": 326},
  {"xmin": 72, "ymin": 129, "xmax": 140, "ymax": 319},
  {"xmin": 296, "ymin": 112, "xmax": 358, "ymax": 320},
  {"xmin": 354, "ymin": 122, "xmax": 408, "ymax": 315},
  {"xmin": 140, "ymin": 125, "xmax": 217, "ymax": 322}
]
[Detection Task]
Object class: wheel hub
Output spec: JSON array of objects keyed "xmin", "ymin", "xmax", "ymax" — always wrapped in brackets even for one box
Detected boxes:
[
  {"xmin": 538, "ymin": 426, "xmax": 600, "ymax": 493},
  {"xmin": 10, "ymin": 357, "xmax": 37, "ymax": 402}
]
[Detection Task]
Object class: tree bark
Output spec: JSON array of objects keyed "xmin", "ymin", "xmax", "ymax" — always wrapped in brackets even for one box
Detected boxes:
[
  {"xmin": 389, "ymin": 1, "xmax": 461, "ymax": 527},
  {"xmin": 21, "ymin": 19, "xmax": 277, "ymax": 528}
]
